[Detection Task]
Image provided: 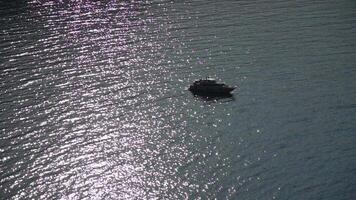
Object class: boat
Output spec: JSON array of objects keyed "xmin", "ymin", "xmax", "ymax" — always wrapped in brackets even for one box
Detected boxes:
[{"xmin": 189, "ymin": 78, "xmax": 236, "ymax": 96}]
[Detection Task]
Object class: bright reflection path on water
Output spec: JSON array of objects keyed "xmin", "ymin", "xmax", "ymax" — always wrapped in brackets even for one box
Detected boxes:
[{"xmin": 1, "ymin": 1, "xmax": 207, "ymax": 199}]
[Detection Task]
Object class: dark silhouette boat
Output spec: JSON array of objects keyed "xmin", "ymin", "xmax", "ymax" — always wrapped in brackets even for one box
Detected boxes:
[{"xmin": 189, "ymin": 78, "xmax": 235, "ymax": 96}]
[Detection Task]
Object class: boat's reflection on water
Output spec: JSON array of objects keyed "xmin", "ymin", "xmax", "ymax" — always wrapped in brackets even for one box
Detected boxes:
[{"xmin": 191, "ymin": 92, "xmax": 235, "ymax": 102}]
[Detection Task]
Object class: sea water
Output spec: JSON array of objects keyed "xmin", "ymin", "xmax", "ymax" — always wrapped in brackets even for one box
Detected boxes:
[{"xmin": 1, "ymin": 1, "xmax": 356, "ymax": 199}]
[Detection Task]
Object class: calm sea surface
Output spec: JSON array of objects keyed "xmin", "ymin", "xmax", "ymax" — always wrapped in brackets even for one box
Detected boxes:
[{"xmin": 1, "ymin": 0, "xmax": 356, "ymax": 199}]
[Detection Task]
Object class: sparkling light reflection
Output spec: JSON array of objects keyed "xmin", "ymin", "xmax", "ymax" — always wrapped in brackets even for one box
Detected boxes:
[
  {"xmin": 1, "ymin": 1, "xmax": 198, "ymax": 199},
  {"xmin": 1, "ymin": 1, "xmax": 242, "ymax": 199}
]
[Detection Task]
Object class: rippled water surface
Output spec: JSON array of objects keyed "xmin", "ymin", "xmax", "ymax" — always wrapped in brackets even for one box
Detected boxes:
[{"xmin": 1, "ymin": 0, "xmax": 356, "ymax": 199}]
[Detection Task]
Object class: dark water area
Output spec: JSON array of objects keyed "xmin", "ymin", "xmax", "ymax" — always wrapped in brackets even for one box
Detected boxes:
[{"xmin": 1, "ymin": 0, "xmax": 356, "ymax": 199}]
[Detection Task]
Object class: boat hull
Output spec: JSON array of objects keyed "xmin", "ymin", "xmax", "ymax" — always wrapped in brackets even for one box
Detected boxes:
[{"xmin": 189, "ymin": 85, "xmax": 235, "ymax": 96}]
